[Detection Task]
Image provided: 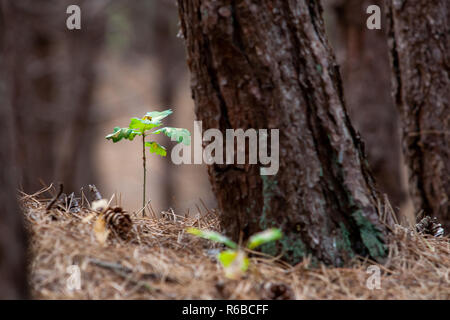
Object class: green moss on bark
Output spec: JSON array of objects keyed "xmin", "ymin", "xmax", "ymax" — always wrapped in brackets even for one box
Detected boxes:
[
  {"xmin": 337, "ymin": 223, "xmax": 355, "ymax": 258},
  {"xmin": 352, "ymin": 210, "xmax": 386, "ymax": 259}
]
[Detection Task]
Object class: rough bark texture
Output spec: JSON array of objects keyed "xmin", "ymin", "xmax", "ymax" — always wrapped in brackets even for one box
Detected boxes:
[
  {"xmin": 0, "ymin": 9, "xmax": 29, "ymax": 298},
  {"xmin": 330, "ymin": 0, "xmax": 405, "ymax": 210},
  {"xmin": 385, "ymin": 0, "xmax": 449, "ymax": 230},
  {"xmin": 178, "ymin": 0, "xmax": 388, "ymax": 265},
  {"xmin": 1, "ymin": 0, "xmax": 106, "ymax": 193}
]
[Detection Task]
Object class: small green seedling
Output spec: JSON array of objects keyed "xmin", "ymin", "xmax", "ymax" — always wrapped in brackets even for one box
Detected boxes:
[
  {"xmin": 106, "ymin": 109, "xmax": 190, "ymax": 214},
  {"xmin": 187, "ymin": 227, "xmax": 282, "ymax": 279}
]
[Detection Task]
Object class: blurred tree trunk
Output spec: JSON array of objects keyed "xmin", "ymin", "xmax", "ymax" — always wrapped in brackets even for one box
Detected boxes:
[
  {"xmin": 385, "ymin": 0, "xmax": 449, "ymax": 230},
  {"xmin": 178, "ymin": 0, "xmax": 388, "ymax": 265},
  {"xmin": 0, "ymin": 101, "xmax": 29, "ymax": 300},
  {"xmin": 1, "ymin": 0, "xmax": 106, "ymax": 193},
  {"xmin": 330, "ymin": 0, "xmax": 405, "ymax": 210},
  {"xmin": 0, "ymin": 10, "xmax": 28, "ymax": 298}
]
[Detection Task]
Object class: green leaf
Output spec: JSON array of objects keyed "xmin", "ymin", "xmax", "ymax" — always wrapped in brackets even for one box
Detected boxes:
[
  {"xmin": 247, "ymin": 228, "xmax": 282, "ymax": 249},
  {"xmin": 105, "ymin": 127, "xmax": 140, "ymax": 143},
  {"xmin": 186, "ymin": 228, "xmax": 237, "ymax": 249},
  {"xmin": 218, "ymin": 250, "xmax": 249, "ymax": 280},
  {"xmin": 217, "ymin": 250, "xmax": 238, "ymax": 267},
  {"xmin": 144, "ymin": 109, "xmax": 173, "ymax": 122},
  {"xmin": 129, "ymin": 117, "xmax": 161, "ymax": 133},
  {"xmin": 153, "ymin": 127, "xmax": 191, "ymax": 145},
  {"xmin": 145, "ymin": 141, "xmax": 167, "ymax": 157}
]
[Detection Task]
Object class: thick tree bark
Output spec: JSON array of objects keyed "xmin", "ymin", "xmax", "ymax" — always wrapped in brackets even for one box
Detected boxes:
[
  {"xmin": 0, "ymin": 10, "xmax": 28, "ymax": 297},
  {"xmin": 1, "ymin": 0, "xmax": 106, "ymax": 193},
  {"xmin": 330, "ymin": 0, "xmax": 405, "ymax": 210},
  {"xmin": 178, "ymin": 0, "xmax": 388, "ymax": 265},
  {"xmin": 385, "ymin": 0, "xmax": 449, "ymax": 230}
]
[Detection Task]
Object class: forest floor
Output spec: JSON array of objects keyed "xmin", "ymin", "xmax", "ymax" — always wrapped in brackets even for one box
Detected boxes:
[{"xmin": 22, "ymin": 187, "xmax": 449, "ymax": 300}]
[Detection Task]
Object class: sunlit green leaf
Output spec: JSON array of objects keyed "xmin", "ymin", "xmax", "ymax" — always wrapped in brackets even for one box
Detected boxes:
[
  {"xmin": 129, "ymin": 117, "xmax": 161, "ymax": 133},
  {"xmin": 218, "ymin": 250, "xmax": 249, "ymax": 280},
  {"xmin": 145, "ymin": 141, "xmax": 167, "ymax": 157},
  {"xmin": 217, "ymin": 250, "xmax": 238, "ymax": 267},
  {"xmin": 144, "ymin": 109, "xmax": 173, "ymax": 122},
  {"xmin": 153, "ymin": 127, "xmax": 191, "ymax": 145},
  {"xmin": 247, "ymin": 228, "xmax": 282, "ymax": 249},
  {"xmin": 186, "ymin": 227, "xmax": 237, "ymax": 249},
  {"xmin": 105, "ymin": 127, "xmax": 140, "ymax": 143}
]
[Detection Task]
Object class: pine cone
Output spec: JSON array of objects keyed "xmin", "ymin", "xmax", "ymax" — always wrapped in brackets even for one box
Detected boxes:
[
  {"xmin": 415, "ymin": 216, "xmax": 444, "ymax": 237},
  {"xmin": 104, "ymin": 206, "xmax": 132, "ymax": 239}
]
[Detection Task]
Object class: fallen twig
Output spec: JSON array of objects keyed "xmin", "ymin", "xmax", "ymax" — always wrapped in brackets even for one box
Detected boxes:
[
  {"xmin": 46, "ymin": 183, "xmax": 63, "ymax": 211},
  {"xmin": 88, "ymin": 258, "xmax": 154, "ymax": 292}
]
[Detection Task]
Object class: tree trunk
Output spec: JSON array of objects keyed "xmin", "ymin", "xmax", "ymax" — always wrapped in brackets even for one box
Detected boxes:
[
  {"xmin": 385, "ymin": 0, "xmax": 449, "ymax": 230},
  {"xmin": 0, "ymin": 105, "xmax": 29, "ymax": 300},
  {"xmin": 0, "ymin": 9, "xmax": 28, "ymax": 297},
  {"xmin": 1, "ymin": 0, "xmax": 106, "ymax": 193},
  {"xmin": 330, "ymin": 0, "xmax": 405, "ymax": 210},
  {"xmin": 177, "ymin": 0, "xmax": 388, "ymax": 266}
]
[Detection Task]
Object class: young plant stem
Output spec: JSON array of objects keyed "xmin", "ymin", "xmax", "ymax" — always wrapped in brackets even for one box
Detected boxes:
[{"xmin": 142, "ymin": 134, "xmax": 147, "ymax": 216}]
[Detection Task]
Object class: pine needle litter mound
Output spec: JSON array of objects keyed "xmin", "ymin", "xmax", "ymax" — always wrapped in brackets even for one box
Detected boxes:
[{"xmin": 22, "ymin": 186, "xmax": 449, "ymax": 300}]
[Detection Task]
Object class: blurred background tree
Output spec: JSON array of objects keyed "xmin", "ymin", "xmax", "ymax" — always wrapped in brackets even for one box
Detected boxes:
[
  {"xmin": 0, "ymin": 0, "xmax": 214, "ymax": 214},
  {"xmin": 1, "ymin": 0, "xmax": 107, "ymax": 193},
  {"xmin": 386, "ymin": 0, "xmax": 449, "ymax": 230},
  {"xmin": 0, "ymin": 4, "xmax": 28, "ymax": 298},
  {"xmin": 326, "ymin": 0, "xmax": 406, "ymax": 215}
]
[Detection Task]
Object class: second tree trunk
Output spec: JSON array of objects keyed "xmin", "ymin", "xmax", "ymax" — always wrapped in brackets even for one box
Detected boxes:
[{"xmin": 385, "ymin": 0, "xmax": 449, "ymax": 230}]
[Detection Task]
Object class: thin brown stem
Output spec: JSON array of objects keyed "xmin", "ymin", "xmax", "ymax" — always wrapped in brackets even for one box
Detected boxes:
[{"xmin": 142, "ymin": 134, "xmax": 146, "ymax": 216}]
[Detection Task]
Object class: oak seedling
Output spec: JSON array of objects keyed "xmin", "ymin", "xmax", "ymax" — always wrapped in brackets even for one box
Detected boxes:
[
  {"xmin": 187, "ymin": 227, "xmax": 282, "ymax": 279},
  {"xmin": 106, "ymin": 109, "xmax": 190, "ymax": 215}
]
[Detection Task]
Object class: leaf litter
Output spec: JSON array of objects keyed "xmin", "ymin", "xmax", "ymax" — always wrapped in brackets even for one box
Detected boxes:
[{"xmin": 22, "ymin": 186, "xmax": 450, "ymax": 299}]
